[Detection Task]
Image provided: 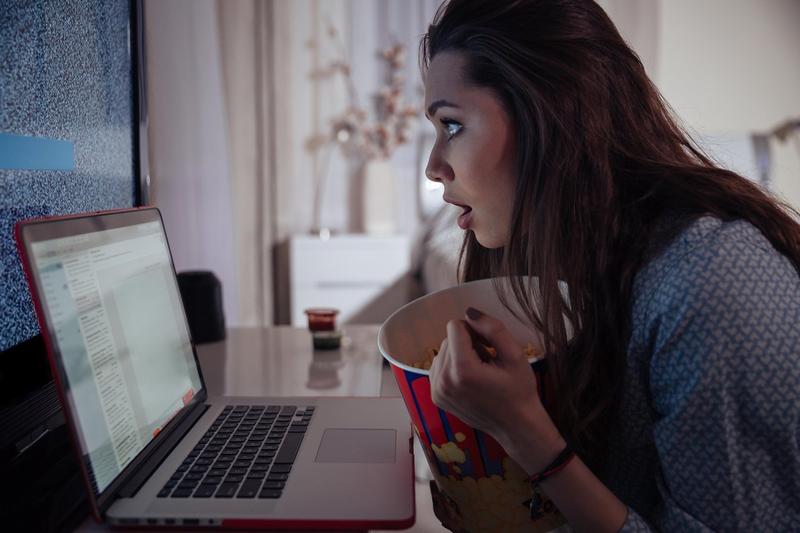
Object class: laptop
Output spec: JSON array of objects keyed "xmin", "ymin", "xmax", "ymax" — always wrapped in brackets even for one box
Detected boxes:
[{"xmin": 15, "ymin": 207, "xmax": 415, "ymax": 529}]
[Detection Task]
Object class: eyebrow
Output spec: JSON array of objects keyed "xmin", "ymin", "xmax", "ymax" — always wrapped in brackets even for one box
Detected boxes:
[{"xmin": 426, "ymin": 99, "xmax": 460, "ymax": 118}]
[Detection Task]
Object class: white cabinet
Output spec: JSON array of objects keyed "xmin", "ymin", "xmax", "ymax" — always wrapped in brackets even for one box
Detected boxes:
[{"xmin": 288, "ymin": 234, "xmax": 411, "ymax": 326}]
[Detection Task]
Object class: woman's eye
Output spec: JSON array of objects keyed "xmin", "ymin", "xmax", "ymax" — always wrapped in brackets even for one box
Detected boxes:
[{"xmin": 441, "ymin": 119, "xmax": 463, "ymax": 140}]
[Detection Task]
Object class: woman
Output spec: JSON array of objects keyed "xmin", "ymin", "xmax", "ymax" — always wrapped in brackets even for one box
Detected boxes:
[{"xmin": 421, "ymin": 0, "xmax": 800, "ymax": 531}]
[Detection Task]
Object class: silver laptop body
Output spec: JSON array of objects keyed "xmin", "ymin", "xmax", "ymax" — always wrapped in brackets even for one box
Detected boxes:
[{"xmin": 16, "ymin": 207, "xmax": 414, "ymax": 529}]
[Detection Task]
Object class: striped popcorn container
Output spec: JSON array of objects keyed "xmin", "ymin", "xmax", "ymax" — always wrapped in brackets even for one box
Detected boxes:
[{"xmin": 379, "ymin": 278, "xmax": 571, "ymax": 533}]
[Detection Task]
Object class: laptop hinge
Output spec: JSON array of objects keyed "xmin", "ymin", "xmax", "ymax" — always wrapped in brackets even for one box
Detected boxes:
[{"xmin": 117, "ymin": 403, "xmax": 209, "ymax": 498}]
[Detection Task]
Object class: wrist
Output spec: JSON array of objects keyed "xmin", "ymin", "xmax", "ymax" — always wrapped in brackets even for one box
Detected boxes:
[{"xmin": 500, "ymin": 401, "xmax": 566, "ymax": 474}]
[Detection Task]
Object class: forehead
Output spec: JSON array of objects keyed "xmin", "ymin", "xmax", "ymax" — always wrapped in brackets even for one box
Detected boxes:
[{"xmin": 424, "ymin": 51, "xmax": 470, "ymax": 106}]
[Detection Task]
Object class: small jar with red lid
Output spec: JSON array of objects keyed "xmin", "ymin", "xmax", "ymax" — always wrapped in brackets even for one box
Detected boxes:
[{"xmin": 304, "ymin": 308, "xmax": 342, "ymax": 349}]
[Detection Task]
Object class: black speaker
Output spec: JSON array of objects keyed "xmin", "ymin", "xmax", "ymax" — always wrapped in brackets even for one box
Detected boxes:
[{"xmin": 176, "ymin": 271, "xmax": 226, "ymax": 344}]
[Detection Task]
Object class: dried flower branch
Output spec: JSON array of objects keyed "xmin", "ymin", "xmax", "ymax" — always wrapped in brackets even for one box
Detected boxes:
[{"xmin": 308, "ymin": 25, "xmax": 419, "ymax": 162}]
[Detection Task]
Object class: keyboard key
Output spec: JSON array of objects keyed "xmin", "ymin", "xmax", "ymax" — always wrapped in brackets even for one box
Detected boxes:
[
  {"xmin": 247, "ymin": 471, "xmax": 266, "ymax": 479},
  {"xmin": 262, "ymin": 481, "xmax": 285, "ymax": 490},
  {"xmin": 275, "ymin": 433, "xmax": 304, "ymax": 464},
  {"xmin": 288, "ymin": 426, "xmax": 307, "ymax": 433},
  {"xmin": 224, "ymin": 475, "xmax": 244, "ymax": 483},
  {"xmin": 158, "ymin": 488, "xmax": 172, "ymax": 498},
  {"xmin": 209, "ymin": 469, "xmax": 228, "ymax": 477},
  {"xmin": 203, "ymin": 476, "xmax": 223, "ymax": 485},
  {"xmin": 193, "ymin": 484, "xmax": 217, "ymax": 498},
  {"xmin": 258, "ymin": 490, "xmax": 282, "ymax": 499},
  {"xmin": 215, "ymin": 483, "xmax": 240, "ymax": 498},
  {"xmin": 271, "ymin": 464, "xmax": 292, "ymax": 473},
  {"xmin": 172, "ymin": 489, "xmax": 193, "ymax": 498},
  {"xmin": 237, "ymin": 479, "xmax": 262, "ymax": 498},
  {"xmin": 280, "ymin": 406, "xmax": 296, "ymax": 416},
  {"xmin": 266, "ymin": 406, "xmax": 280, "ymax": 414},
  {"xmin": 267, "ymin": 473, "xmax": 288, "ymax": 481}
]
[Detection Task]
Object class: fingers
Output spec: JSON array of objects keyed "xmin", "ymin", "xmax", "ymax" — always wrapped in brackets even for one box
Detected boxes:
[
  {"xmin": 446, "ymin": 319, "xmax": 475, "ymax": 362},
  {"xmin": 464, "ymin": 307, "xmax": 524, "ymax": 364}
]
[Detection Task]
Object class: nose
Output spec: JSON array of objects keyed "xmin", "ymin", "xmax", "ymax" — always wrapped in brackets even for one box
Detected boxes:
[{"xmin": 425, "ymin": 141, "xmax": 453, "ymax": 184}]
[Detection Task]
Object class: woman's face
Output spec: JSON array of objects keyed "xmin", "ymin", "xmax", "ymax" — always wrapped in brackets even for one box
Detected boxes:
[{"xmin": 424, "ymin": 51, "xmax": 518, "ymax": 249}]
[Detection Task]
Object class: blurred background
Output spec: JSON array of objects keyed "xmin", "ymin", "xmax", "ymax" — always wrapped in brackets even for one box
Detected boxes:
[{"xmin": 143, "ymin": 0, "xmax": 800, "ymax": 330}]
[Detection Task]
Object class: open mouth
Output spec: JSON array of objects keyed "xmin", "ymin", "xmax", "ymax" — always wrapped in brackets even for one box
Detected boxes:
[
  {"xmin": 443, "ymin": 196, "xmax": 474, "ymax": 230},
  {"xmin": 456, "ymin": 205, "xmax": 473, "ymax": 229}
]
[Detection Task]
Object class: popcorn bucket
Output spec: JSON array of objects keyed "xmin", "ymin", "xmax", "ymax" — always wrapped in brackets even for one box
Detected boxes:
[{"xmin": 378, "ymin": 278, "xmax": 571, "ymax": 533}]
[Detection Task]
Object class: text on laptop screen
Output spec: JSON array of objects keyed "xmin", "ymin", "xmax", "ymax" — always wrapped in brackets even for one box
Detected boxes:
[{"xmin": 30, "ymin": 221, "xmax": 202, "ymax": 493}]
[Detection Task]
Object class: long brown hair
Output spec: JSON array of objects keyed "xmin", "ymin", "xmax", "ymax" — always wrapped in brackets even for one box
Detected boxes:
[{"xmin": 422, "ymin": 0, "xmax": 800, "ymax": 470}]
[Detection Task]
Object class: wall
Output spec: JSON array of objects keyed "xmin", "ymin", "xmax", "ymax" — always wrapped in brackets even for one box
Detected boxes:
[{"xmin": 654, "ymin": 0, "xmax": 800, "ymax": 208}]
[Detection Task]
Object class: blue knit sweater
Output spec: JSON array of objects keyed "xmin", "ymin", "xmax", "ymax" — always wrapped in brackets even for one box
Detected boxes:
[{"xmin": 606, "ymin": 216, "xmax": 800, "ymax": 531}]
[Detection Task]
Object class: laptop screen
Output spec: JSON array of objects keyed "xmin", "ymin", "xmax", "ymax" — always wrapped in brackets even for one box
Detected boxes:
[{"xmin": 26, "ymin": 215, "xmax": 203, "ymax": 494}]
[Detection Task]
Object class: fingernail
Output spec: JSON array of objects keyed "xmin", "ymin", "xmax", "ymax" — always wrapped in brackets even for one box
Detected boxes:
[{"xmin": 466, "ymin": 307, "xmax": 483, "ymax": 321}]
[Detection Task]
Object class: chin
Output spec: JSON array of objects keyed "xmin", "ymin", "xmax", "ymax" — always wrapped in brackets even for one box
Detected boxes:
[{"xmin": 472, "ymin": 229, "xmax": 505, "ymax": 249}]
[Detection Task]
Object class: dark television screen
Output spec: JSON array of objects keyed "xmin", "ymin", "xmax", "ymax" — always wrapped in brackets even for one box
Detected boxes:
[{"xmin": 1, "ymin": 0, "xmax": 138, "ymax": 352}]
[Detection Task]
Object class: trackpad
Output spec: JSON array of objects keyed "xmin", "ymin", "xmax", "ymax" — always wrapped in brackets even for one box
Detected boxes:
[{"xmin": 315, "ymin": 429, "xmax": 396, "ymax": 463}]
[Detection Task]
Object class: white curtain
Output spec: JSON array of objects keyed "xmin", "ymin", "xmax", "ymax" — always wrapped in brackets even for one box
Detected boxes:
[
  {"xmin": 144, "ymin": 0, "xmax": 241, "ymax": 325},
  {"xmin": 145, "ymin": 0, "xmax": 441, "ymax": 326}
]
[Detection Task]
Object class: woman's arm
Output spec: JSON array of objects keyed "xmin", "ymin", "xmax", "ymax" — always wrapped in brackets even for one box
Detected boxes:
[
  {"xmin": 504, "ymin": 404, "xmax": 628, "ymax": 533},
  {"xmin": 429, "ymin": 314, "xmax": 629, "ymax": 533}
]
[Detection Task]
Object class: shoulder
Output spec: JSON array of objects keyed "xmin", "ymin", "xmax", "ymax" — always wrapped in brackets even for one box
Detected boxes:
[
  {"xmin": 629, "ymin": 215, "xmax": 800, "ymax": 408},
  {"xmin": 632, "ymin": 215, "xmax": 798, "ymax": 318}
]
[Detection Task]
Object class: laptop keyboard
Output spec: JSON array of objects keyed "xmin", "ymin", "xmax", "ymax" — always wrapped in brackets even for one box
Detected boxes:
[{"xmin": 157, "ymin": 404, "xmax": 314, "ymax": 499}]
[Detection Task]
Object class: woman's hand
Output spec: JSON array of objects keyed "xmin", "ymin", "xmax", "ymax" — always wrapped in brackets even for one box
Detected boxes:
[{"xmin": 428, "ymin": 307, "xmax": 565, "ymax": 473}]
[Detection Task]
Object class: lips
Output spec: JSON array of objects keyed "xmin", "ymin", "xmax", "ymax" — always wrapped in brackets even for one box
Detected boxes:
[
  {"xmin": 443, "ymin": 195, "xmax": 473, "ymax": 230},
  {"xmin": 456, "ymin": 207, "xmax": 473, "ymax": 230}
]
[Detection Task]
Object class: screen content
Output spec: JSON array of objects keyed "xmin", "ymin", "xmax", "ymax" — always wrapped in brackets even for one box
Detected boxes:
[
  {"xmin": 1, "ymin": 0, "xmax": 136, "ymax": 352},
  {"xmin": 30, "ymin": 221, "xmax": 202, "ymax": 494}
]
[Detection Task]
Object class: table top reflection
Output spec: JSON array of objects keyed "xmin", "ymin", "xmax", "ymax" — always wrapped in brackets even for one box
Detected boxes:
[{"xmin": 195, "ymin": 325, "xmax": 385, "ymax": 398}]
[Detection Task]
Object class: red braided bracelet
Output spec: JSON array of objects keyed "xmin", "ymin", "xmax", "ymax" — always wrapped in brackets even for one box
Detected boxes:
[{"xmin": 529, "ymin": 444, "xmax": 576, "ymax": 485}]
